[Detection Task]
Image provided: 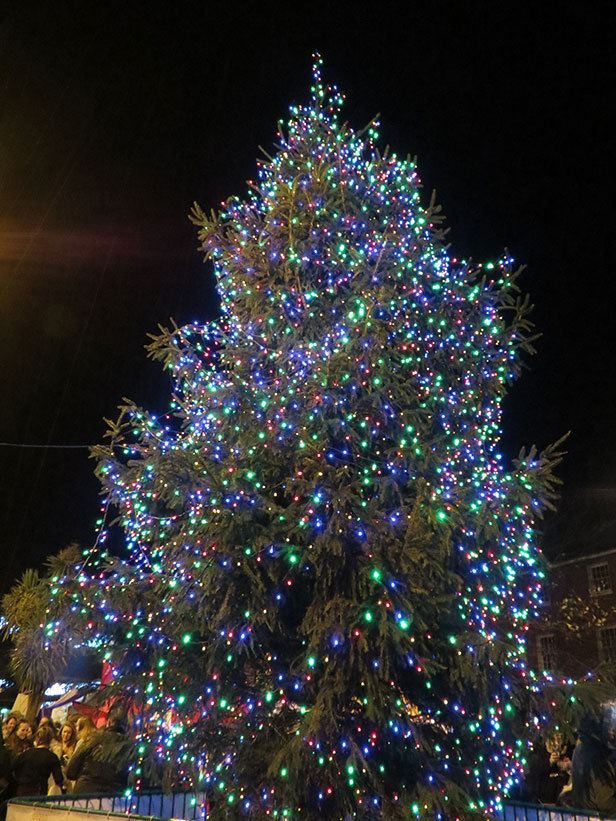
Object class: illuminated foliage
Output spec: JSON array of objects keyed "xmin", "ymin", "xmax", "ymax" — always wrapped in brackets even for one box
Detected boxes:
[
  {"xmin": 2, "ymin": 545, "xmax": 82, "ymax": 720},
  {"xmin": 51, "ymin": 56, "xmax": 562, "ymax": 819}
]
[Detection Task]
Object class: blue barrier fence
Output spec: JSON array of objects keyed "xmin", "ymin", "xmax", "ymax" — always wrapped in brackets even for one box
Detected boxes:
[
  {"xmin": 504, "ymin": 800, "xmax": 616, "ymax": 821},
  {"xmin": 10, "ymin": 794, "xmax": 616, "ymax": 821},
  {"xmin": 8, "ymin": 790, "xmax": 208, "ymax": 821}
]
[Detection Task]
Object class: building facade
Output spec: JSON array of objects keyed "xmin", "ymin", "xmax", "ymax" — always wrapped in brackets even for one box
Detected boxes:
[{"xmin": 534, "ymin": 548, "xmax": 616, "ymax": 679}]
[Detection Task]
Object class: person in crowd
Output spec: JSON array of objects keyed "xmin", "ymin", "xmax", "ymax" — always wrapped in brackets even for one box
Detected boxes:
[
  {"xmin": 566, "ymin": 714, "xmax": 616, "ymax": 813},
  {"xmin": 59, "ymin": 723, "xmax": 77, "ymax": 766},
  {"xmin": 58, "ymin": 722, "xmax": 78, "ymax": 790},
  {"xmin": 558, "ymin": 739, "xmax": 576, "ymax": 805},
  {"xmin": 38, "ymin": 718, "xmax": 61, "ymax": 758},
  {"xmin": 66, "ymin": 709, "xmax": 131, "ymax": 794},
  {"xmin": 2, "ymin": 714, "xmax": 21, "ymax": 742},
  {"xmin": 521, "ymin": 735, "xmax": 552, "ymax": 802},
  {"xmin": 73, "ymin": 716, "xmax": 96, "ymax": 751},
  {"xmin": 544, "ymin": 729, "xmax": 573, "ymax": 803},
  {"xmin": 520, "ymin": 727, "xmax": 571, "ymax": 803},
  {"xmin": 0, "ymin": 736, "xmax": 13, "ymax": 803},
  {"xmin": 11, "ymin": 726, "xmax": 63, "ymax": 797},
  {"xmin": 5, "ymin": 720, "xmax": 34, "ymax": 758}
]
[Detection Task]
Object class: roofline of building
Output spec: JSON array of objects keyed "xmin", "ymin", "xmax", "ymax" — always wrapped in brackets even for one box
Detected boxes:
[{"xmin": 550, "ymin": 547, "xmax": 616, "ymax": 568}]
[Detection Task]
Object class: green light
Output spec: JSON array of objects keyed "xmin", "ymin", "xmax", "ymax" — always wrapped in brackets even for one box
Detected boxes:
[
  {"xmin": 182, "ymin": 633, "xmax": 191, "ymax": 644},
  {"xmin": 364, "ymin": 611, "xmax": 372, "ymax": 622}
]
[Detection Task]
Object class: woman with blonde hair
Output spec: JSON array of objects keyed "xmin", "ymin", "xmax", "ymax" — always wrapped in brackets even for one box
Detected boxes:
[
  {"xmin": 74, "ymin": 717, "xmax": 96, "ymax": 750},
  {"xmin": 57, "ymin": 722, "xmax": 78, "ymax": 792},
  {"xmin": 59, "ymin": 723, "xmax": 77, "ymax": 764}
]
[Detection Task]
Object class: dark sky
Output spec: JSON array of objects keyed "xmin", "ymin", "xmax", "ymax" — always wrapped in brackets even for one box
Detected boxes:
[{"xmin": 1, "ymin": 2, "xmax": 614, "ymax": 592}]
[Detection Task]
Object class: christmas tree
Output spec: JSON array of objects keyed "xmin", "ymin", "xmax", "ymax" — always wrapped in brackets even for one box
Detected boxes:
[{"xmin": 51, "ymin": 56, "xmax": 562, "ymax": 819}]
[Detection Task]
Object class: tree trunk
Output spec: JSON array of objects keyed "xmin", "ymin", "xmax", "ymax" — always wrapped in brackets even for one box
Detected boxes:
[{"xmin": 25, "ymin": 687, "xmax": 44, "ymax": 723}]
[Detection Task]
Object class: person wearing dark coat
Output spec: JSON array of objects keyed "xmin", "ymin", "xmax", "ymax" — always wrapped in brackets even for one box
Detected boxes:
[
  {"xmin": 520, "ymin": 730, "xmax": 572, "ymax": 804},
  {"xmin": 66, "ymin": 716, "xmax": 130, "ymax": 794},
  {"xmin": 567, "ymin": 715, "xmax": 616, "ymax": 814},
  {"xmin": 0, "ymin": 739, "xmax": 13, "ymax": 798},
  {"xmin": 522, "ymin": 741, "xmax": 552, "ymax": 802},
  {"xmin": 544, "ymin": 731, "xmax": 573, "ymax": 803},
  {"xmin": 1, "ymin": 738, "xmax": 14, "ymax": 821},
  {"xmin": 11, "ymin": 726, "xmax": 63, "ymax": 797}
]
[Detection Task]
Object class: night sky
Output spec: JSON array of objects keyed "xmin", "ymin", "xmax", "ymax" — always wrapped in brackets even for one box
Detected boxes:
[{"xmin": 1, "ymin": 2, "xmax": 614, "ymax": 593}]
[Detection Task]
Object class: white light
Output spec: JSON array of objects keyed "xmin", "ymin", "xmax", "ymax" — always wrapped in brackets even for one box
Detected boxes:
[{"xmin": 45, "ymin": 682, "xmax": 77, "ymax": 697}]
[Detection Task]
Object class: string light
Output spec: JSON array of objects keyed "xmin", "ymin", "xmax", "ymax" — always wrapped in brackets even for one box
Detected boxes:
[{"xmin": 47, "ymin": 54, "xmax": 558, "ymax": 820}]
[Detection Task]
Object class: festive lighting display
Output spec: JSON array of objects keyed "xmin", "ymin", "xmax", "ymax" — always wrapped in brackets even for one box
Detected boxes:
[{"xmin": 47, "ymin": 56, "xmax": 562, "ymax": 820}]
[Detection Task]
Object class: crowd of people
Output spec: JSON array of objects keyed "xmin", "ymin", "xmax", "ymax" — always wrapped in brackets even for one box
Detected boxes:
[
  {"xmin": 3, "ymin": 704, "xmax": 616, "ymax": 816},
  {"xmin": 520, "ymin": 715, "xmax": 616, "ymax": 814},
  {"xmin": 0, "ymin": 708, "xmax": 130, "ymax": 808}
]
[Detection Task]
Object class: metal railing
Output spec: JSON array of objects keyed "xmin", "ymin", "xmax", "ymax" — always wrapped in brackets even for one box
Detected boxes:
[
  {"xmin": 12, "ymin": 794, "xmax": 616, "ymax": 821},
  {"xmin": 504, "ymin": 799, "xmax": 616, "ymax": 821},
  {"xmin": 8, "ymin": 790, "xmax": 208, "ymax": 821}
]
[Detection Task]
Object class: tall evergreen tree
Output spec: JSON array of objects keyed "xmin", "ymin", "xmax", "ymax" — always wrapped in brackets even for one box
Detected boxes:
[{"xmin": 51, "ymin": 57, "xmax": 562, "ymax": 819}]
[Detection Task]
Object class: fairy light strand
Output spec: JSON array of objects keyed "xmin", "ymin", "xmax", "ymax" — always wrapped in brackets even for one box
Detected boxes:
[{"xmin": 46, "ymin": 55, "xmax": 559, "ymax": 821}]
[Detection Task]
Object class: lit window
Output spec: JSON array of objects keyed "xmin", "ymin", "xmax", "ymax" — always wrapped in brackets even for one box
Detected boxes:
[
  {"xmin": 589, "ymin": 563, "xmax": 612, "ymax": 595},
  {"xmin": 538, "ymin": 634, "xmax": 556, "ymax": 671}
]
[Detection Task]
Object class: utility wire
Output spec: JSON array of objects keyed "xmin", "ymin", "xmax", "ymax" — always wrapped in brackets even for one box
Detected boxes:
[{"xmin": 0, "ymin": 442, "xmax": 96, "ymax": 449}]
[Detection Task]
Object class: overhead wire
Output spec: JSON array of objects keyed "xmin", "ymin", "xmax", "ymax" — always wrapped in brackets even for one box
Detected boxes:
[{"xmin": 0, "ymin": 442, "xmax": 94, "ymax": 449}]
